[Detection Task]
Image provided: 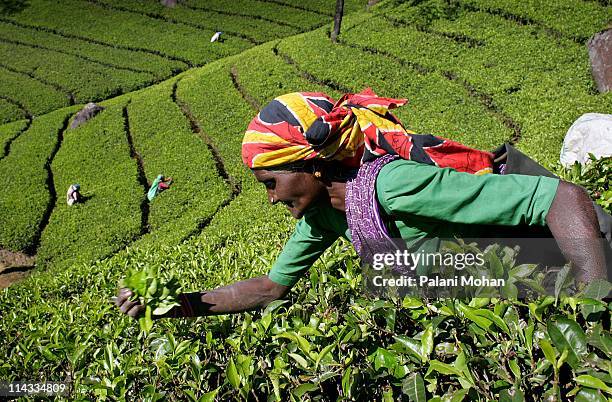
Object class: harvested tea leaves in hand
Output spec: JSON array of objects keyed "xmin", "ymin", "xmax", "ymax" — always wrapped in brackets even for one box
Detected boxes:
[{"xmin": 120, "ymin": 265, "xmax": 182, "ymax": 332}]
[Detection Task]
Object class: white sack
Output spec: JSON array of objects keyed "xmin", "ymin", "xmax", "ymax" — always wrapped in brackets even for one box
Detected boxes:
[{"xmin": 560, "ymin": 113, "xmax": 612, "ymax": 167}]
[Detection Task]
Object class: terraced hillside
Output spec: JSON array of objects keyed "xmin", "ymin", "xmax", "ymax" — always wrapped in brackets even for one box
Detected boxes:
[
  {"xmin": 0, "ymin": 0, "xmax": 611, "ymax": 400},
  {"xmin": 0, "ymin": 0, "xmax": 363, "ymax": 123}
]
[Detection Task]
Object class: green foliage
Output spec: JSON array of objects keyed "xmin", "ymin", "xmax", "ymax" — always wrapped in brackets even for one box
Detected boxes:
[
  {"xmin": 555, "ymin": 156, "xmax": 612, "ymax": 212},
  {"xmin": 0, "ymin": 20, "xmax": 185, "ymax": 77},
  {"xmin": 0, "ymin": 41, "xmax": 153, "ymax": 104},
  {"xmin": 126, "ymin": 79, "xmax": 230, "ymax": 245},
  {"xmin": 182, "ymin": 0, "xmax": 332, "ymax": 29},
  {"xmin": 0, "ymin": 65, "xmax": 69, "ymax": 116},
  {"xmin": 460, "ymin": 0, "xmax": 611, "ymax": 42},
  {"xmin": 177, "ymin": 59, "xmax": 254, "ymax": 182},
  {"xmin": 0, "ymin": 99, "xmax": 25, "ymax": 124},
  {"xmin": 0, "ymin": 108, "xmax": 77, "ymax": 251},
  {"xmin": 232, "ymin": 42, "xmax": 342, "ymax": 104},
  {"xmin": 6, "ymin": 0, "xmax": 249, "ymax": 65},
  {"xmin": 1, "ymin": 238, "xmax": 610, "ymax": 399},
  {"xmin": 95, "ymin": 0, "xmax": 299, "ymax": 44},
  {"xmin": 343, "ymin": 9, "xmax": 612, "ymax": 167},
  {"xmin": 0, "ymin": 118, "xmax": 27, "ymax": 154},
  {"xmin": 120, "ymin": 264, "xmax": 182, "ymax": 332},
  {"xmin": 36, "ymin": 104, "xmax": 142, "ymax": 269},
  {"xmin": 0, "ymin": 0, "xmax": 28, "ymax": 15},
  {"xmin": 277, "ymin": 28, "xmax": 510, "ymax": 150}
]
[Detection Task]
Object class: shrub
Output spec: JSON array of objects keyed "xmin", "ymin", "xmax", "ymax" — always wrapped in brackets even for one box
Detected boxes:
[
  {"xmin": 36, "ymin": 104, "xmax": 142, "ymax": 269},
  {"xmin": 0, "ymin": 118, "xmax": 27, "ymax": 154},
  {"xmin": 0, "ymin": 107, "xmax": 78, "ymax": 252},
  {"xmin": 126, "ymin": 79, "xmax": 229, "ymax": 245}
]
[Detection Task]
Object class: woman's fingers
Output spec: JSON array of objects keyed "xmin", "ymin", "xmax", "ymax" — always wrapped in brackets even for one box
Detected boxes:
[
  {"xmin": 119, "ymin": 299, "xmax": 137, "ymax": 314},
  {"xmin": 117, "ymin": 287, "xmax": 132, "ymax": 302},
  {"xmin": 126, "ymin": 304, "xmax": 144, "ymax": 318},
  {"xmin": 114, "ymin": 287, "xmax": 144, "ymax": 319}
]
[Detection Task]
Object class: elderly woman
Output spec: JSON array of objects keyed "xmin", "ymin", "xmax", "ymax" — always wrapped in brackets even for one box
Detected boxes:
[{"xmin": 116, "ymin": 89, "xmax": 608, "ymax": 319}]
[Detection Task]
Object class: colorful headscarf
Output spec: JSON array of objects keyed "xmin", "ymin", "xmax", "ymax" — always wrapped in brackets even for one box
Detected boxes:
[{"xmin": 242, "ymin": 89, "xmax": 494, "ymax": 174}]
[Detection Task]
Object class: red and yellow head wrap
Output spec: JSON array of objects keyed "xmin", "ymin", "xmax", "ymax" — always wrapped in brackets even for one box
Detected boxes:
[{"xmin": 242, "ymin": 89, "xmax": 493, "ymax": 174}]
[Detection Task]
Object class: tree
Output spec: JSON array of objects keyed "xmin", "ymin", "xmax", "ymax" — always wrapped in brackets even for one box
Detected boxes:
[{"xmin": 330, "ymin": 0, "xmax": 344, "ymax": 43}]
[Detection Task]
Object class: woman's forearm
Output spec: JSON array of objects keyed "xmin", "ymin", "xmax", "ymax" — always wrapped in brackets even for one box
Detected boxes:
[
  {"xmin": 546, "ymin": 181, "xmax": 607, "ymax": 283},
  {"xmin": 162, "ymin": 275, "xmax": 290, "ymax": 318}
]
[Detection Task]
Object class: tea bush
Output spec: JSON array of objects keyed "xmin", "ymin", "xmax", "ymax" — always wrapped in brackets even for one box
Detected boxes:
[
  {"xmin": 181, "ymin": 0, "xmax": 331, "ymax": 29},
  {"xmin": 0, "ymin": 66, "xmax": 69, "ymax": 116},
  {"xmin": 93, "ymin": 0, "xmax": 298, "ymax": 44},
  {"xmin": 36, "ymin": 104, "xmax": 142, "ymax": 269},
  {"xmin": 276, "ymin": 29, "xmax": 510, "ymax": 151},
  {"xmin": 555, "ymin": 156, "xmax": 612, "ymax": 213},
  {"xmin": 176, "ymin": 60, "xmax": 254, "ymax": 182},
  {"xmin": 0, "ymin": 20, "xmax": 185, "ymax": 77},
  {"xmin": 0, "ymin": 99, "xmax": 25, "ymax": 124},
  {"xmin": 125, "ymin": 79, "xmax": 229, "ymax": 245},
  {"xmin": 0, "ymin": 234, "xmax": 610, "ymax": 400},
  {"xmin": 0, "ymin": 118, "xmax": 27, "ymax": 155},
  {"xmin": 460, "ymin": 0, "xmax": 611, "ymax": 42},
  {"xmin": 260, "ymin": 0, "xmax": 364, "ymax": 15},
  {"xmin": 3, "ymin": 0, "xmax": 249, "ymax": 65},
  {"xmin": 342, "ymin": 7, "xmax": 612, "ymax": 166},
  {"xmin": 0, "ymin": 41, "xmax": 153, "ymax": 104},
  {"xmin": 0, "ymin": 108, "xmax": 77, "ymax": 252},
  {"xmin": 231, "ymin": 42, "xmax": 343, "ymax": 105}
]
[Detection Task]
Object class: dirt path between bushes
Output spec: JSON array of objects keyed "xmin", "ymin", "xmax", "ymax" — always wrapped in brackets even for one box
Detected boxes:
[{"xmin": 0, "ymin": 249, "xmax": 36, "ymax": 288}]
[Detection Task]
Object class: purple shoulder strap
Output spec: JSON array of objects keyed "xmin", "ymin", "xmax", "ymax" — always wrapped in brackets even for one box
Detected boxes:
[{"xmin": 345, "ymin": 154, "xmax": 400, "ymax": 264}]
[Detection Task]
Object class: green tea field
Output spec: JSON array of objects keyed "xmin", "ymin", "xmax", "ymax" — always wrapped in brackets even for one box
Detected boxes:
[{"xmin": 0, "ymin": 0, "xmax": 611, "ymax": 400}]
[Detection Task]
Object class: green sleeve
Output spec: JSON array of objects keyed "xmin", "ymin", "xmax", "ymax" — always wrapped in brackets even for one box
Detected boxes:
[
  {"xmin": 376, "ymin": 159, "xmax": 560, "ymax": 227},
  {"xmin": 268, "ymin": 207, "xmax": 345, "ymax": 287}
]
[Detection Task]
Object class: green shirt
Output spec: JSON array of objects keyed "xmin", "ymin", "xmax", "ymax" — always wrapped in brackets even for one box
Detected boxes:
[{"xmin": 268, "ymin": 159, "xmax": 560, "ymax": 287}]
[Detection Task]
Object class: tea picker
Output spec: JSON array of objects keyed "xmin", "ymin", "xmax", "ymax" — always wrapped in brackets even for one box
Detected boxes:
[{"xmin": 66, "ymin": 184, "xmax": 81, "ymax": 206}]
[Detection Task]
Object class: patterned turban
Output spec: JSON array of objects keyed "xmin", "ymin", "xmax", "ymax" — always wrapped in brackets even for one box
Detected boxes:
[{"xmin": 242, "ymin": 88, "xmax": 494, "ymax": 174}]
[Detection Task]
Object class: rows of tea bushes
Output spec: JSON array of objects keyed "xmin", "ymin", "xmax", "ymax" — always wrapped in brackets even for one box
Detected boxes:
[
  {"xmin": 275, "ymin": 29, "xmax": 511, "ymax": 152},
  {"xmin": 0, "ymin": 66, "xmax": 69, "ymax": 117},
  {"xmin": 36, "ymin": 104, "xmax": 143, "ymax": 270},
  {"xmin": 262, "ymin": 0, "xmax": 364, "ymax": 15},
  {"xmin": 125, "ymin": 79, "xmax": 230, "ymax": 246},
  {"xmin": 340, "ymin": 5, "xmax": 612, "ymax": 166},
  {"xmin": 0, "ymin": 20, "xmax": 185, "ymax": 78},
  {"xmin": 0, "ymin": 0, "xmax": 368, "ymax": 125},
  {"xmin": 0, "ymin": 108, "xmax": 77, "ymax": 253},
  {"xmin": 0, "ymin": 118, "xmax": 28, "ymax": 157},
  {"xmin": 0, "ymin": 98, "xmax": 26, "ymax": 124},
  {"xmin": 0, "ymin": 41, "xmax": 152, "ymax": 105},
  {"xmin": 460, "ymin": 0, "xmax": 611, "ymax": 42},
  {"xmin": 1, "ymin": 208, "xmax": 610, "ymax": 400},
  {"xmin": 90, "ymin": 0, "xmax": 296, "ymax": 45},
  {"xmin": 176, "ymin": 62, "xmax": 255, "ymax": 183},
  {"xmin": 232, "ymin": 42, "xmax": 343, "ymax": 106},
  {"xmin": 2, "ymin": 0, "xmax": 248, "ymax": 66},
  {"xmin": 181, "ymin": 0, "xmax": 330, "ymax": 29},
  {"xmin": 428, "ymin": 10, "xmax": 612, "ymax": 165}
]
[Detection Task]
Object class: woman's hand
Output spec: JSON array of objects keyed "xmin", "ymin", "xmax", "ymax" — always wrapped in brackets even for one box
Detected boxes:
[{"xmin": 114, "ymin": 287, "xmax": 146, "ymax": 319}]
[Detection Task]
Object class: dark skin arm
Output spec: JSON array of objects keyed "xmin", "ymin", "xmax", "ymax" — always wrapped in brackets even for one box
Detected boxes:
[
  {"xmin": 546, "ymin": 181, "xmax": 607, "ymax": 283},
  {"xmin": 115, "ymin": 275, "xmax": 290, "ymax": 319}
]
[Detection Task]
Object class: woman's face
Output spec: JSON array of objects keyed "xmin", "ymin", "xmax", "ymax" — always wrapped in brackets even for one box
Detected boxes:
[{"xmin": 252, "ymin": 169, "xmax": 328, "ymax": 219}]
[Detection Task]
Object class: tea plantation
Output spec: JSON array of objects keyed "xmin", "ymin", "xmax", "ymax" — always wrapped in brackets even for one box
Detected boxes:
[{"xmin": 0, "ymin": 0, "xmax": 611, "ymax": 400}]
